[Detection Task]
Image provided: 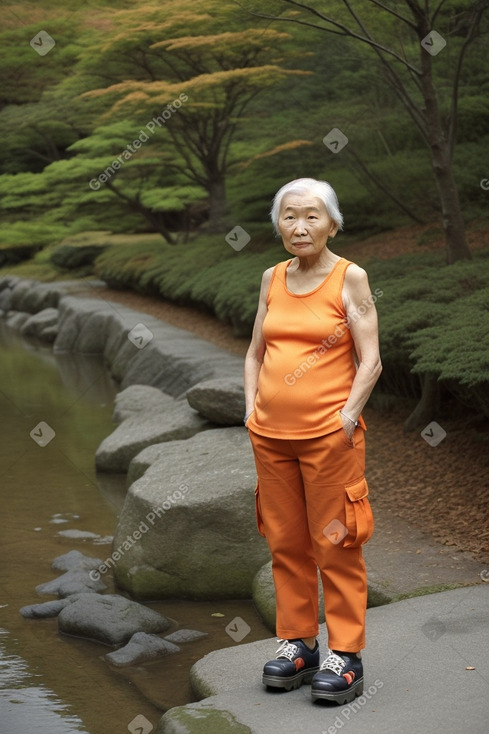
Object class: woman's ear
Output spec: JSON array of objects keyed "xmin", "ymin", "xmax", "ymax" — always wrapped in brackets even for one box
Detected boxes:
[{"xmin": 329, "ymin": 222, "xmax": 339, "ymax": 239}]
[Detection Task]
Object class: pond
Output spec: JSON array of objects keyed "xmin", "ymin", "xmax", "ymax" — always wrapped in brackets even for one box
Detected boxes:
[{"xmin": 0, "ymin": 321, "xmax": 270, "ymax": 733}]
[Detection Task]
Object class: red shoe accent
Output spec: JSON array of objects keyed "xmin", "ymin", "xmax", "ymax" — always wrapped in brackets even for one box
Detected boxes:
[
  {"xmin": 343, "ymin": 671, "xmax": 355, "ymax": 685},
  {"xmin": 294, "ymin": 657, "xmax": 305, "ymax": 671}
]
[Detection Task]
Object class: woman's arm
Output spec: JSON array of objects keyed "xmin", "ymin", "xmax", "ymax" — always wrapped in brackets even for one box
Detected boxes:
[
  {"xmin": 341, "ymin": 264, "xmax": 383, "ymax": 437},
  {"xmin": 243, "ymin": 268, "xmax": 273, "ymax": 422}
]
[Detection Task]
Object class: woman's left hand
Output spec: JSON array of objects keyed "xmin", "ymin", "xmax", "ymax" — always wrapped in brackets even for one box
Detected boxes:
[{"xmin": 340, "ymin": 412, "xmax": 356, "ymax": 441}]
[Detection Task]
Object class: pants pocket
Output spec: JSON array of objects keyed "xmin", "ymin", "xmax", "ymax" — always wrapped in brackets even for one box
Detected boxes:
[
  {"xmin": 254, "ymin": 481, "xmax": 266, "ymax": 537},
  {"xmin": 343, "ymin": 477, "xmax": 374, "ymax": 548}
]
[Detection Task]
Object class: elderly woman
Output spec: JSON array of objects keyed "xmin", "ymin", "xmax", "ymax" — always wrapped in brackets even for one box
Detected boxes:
[{"xmin": 244, "ymin": 178, "xmax": 382, "ymax": 705}]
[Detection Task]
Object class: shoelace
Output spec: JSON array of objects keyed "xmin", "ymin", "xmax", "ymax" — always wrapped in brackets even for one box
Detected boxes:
[
  {"xmin": 275, "ymin": 638, "xmax": 299, "ymax": 661},
  {"xmin": 319, "ymin": 650, "xmax": 346, "ymax": 675}
]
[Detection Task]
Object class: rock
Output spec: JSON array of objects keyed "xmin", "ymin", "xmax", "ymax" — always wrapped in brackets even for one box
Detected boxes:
[
  {"xmin": 105, "ymin": 632, "xmax": 180, "ymax": 667},
  {"xmin": 7, "ymin": 279, "xmax": 36, "ymax": 312},
  {"xmin": 39, "ymin": 324, "xmax": 59, "ymax": 343},
  {"xmin": 56, "ymin": 529, "xmax": 102, "ymax": 540},
  {"xmin": 57, "ymin": 593, "xmax": 171, "ymax": 646},
  {"xmin": 20, "ymin": 307, "xmax": 59, "ymax": 341},
  {"xmin": 51, "ymin": 550, "xmax": 103, "ymax": 572},
  {"xmin": 5, "ymin": 311, "xmax": 30, "ymax": 330},
  {"xmin": 186, "ymin": 378, "xmax": 245, "ymax": 426},
  {"xmin": 164, "ymin": 629, "xmax": 208, "ymax": 644},
  {"xmin": 252, "ymin": 561, "xmax": 324, "ymax": 634},
  {"xmin": 36, "ymin": 569, "xmax": 107, "ymax": 597},
  {"xmin": 112, "ymin": 427, "xmax": 270, "ymax": 600},
  {"xmin": 20, "ymin": 599, "xmax": 70, "ymax": 619},
  {"xmin": 95, "ymin": 402, "xmax": 209, "ymax": 473},
  {"xmin": 127, "ymin": 442, "xmax": 174, "ymax": 485},
  {"xmin": 8, "ymin": 279, "xmax": 64, "ymax": 313},
  {"xmin": 0, "ymin": 287, "xmax": 12, "ymax": 311},
  {"xmin": 112, "ymin": 384, "xmax": 176, "ymax": 424},
  {"xmin": 54, "ymin": 295, "xmax": 244, "ymax": 396}
]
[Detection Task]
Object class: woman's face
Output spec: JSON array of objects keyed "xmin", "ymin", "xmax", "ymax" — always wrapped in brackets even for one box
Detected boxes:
[{"xmin": 277, "ymin": 191, "xmax": 338, "ymax": 258}]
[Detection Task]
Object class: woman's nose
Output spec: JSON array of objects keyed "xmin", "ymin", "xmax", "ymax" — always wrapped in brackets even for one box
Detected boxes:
[{"xmin": 294, "ymin": 219, "xmax": 308, "ymax": 234}]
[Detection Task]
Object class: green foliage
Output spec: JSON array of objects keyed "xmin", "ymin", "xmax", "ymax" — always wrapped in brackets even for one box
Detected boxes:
[
  {"xmin": 93, "ymin": 232, "xmax": 284, "ymax": 332},
  {"xmin": 50, "ymin": 244, "xmax": 109, "ymax": 272},
  {"xmin": 372, "ymin": 252, "xmax": 489, "ymax": 415}
]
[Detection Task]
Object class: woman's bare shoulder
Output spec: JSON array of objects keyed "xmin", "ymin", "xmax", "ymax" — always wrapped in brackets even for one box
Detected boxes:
[{"xmin": 344, "ymin": 261, "xmax": 368, "ymax": 284}]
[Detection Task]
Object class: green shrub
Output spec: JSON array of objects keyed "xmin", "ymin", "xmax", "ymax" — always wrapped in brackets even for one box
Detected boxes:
[{"xmin": 50, "ymin": 244, "xmax": 108, "ymax": 272}]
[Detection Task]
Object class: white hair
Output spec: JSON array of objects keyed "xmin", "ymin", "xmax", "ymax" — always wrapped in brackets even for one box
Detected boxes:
[{"xmin": 270, "ymin": 178, "xmax": 343, "ymax": 233}]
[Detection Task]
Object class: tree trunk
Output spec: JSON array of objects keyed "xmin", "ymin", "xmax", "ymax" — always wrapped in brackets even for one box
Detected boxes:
[
  {"xmin": 206, "ymin": 177, "xmax": 230, "ymax": 233},
  {"xmin": 404, "ymin": 372, "xmax": 439, "ymax": 432},
  {"xmin": 430, "ymin": 145, "xmax": 472, "ymax": 264},
  {"xmin": 415, "ymin": 13, "xmax": 472, "ymax": 264}
]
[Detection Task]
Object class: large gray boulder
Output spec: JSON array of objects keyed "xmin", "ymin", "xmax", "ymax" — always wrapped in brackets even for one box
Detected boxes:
[
  {"xmin": 5, "ymin": 311, "xmax": 30, "ymax": 330},
  {"xmin": 112, "ymin": 384, "xmax": 176, "ymax": 424},
  {"xmin": 112, "ymin": 428, "xmax": 270, "ymax": 600},
  {"xmin": 186, "ymin": 377, "xmax": 245, "ymax": 426},
  {"xmin": 57, "ymin": 593, "xmax": 171, "ymax": 646},
  {"xmin": 20, "ymin": 307, "xmax": 59, "ymax": 342},
  {"xmin": 95, "ymin": 402, "xmax": 209, "ymax": 473},
  {"xmin": 54, "ymin": 296, "xmax": 244, "ymax": 396},
  {"xmin": 8, "ymin": 279, "xmax": 66, "ymax": 313},
  {"xmin": 127, "ymin": 442, "xmax": 171, "ymax": 485}
]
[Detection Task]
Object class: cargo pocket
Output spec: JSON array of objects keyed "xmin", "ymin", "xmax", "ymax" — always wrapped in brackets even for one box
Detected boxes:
[
  {"xmin": 343, "ymin": 477, "xmax": 374, "ymax": 548},
  {"xmin": 254, "ymin": 481, "xmax": 266, "ymax": 537}
]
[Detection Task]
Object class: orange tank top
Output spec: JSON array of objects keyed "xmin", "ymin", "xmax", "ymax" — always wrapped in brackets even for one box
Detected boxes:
[{"xmin": 246, "ymin": 256, "xmax": 366, "ymax": 439}]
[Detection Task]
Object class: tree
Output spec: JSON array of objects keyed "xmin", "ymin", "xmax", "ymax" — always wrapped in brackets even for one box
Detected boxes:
[
  {"xmin": 78, "ymin": 1, "xmax": 310, "ymax": 233},
  {"xmin": 238, "ymin": 0, "xmax": 488, "ymax": 264}
]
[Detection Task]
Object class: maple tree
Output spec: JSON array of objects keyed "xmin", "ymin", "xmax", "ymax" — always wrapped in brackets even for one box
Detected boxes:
[{"xmin": 78, "ymin": 2, "xmax": 310, "ymax": 234}]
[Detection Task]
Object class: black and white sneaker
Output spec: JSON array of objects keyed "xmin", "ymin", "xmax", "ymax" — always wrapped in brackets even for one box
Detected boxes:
[
  {"xmin": 311, "ymin": 649, "xmax": 364, "ymax": 704},
  {"xmin": 262, "ymin": 638, "xmax": 320, "ymax": 691}
]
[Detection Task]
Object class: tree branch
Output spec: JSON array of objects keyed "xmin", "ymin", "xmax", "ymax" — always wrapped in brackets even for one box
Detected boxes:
[
  {"xmin": 235, "ymin": 1, "xmax": 421, "ymax": 73},
  {"xmin": 431, "ymin": 0, "xmax": 450, "ymax": 27},
  {"xmin": 365, "ymin": 0, "xmax": 417, "ymax": 29},
  {"xmin": 448, "ymin": 1, "xmax": 488, "ymax": 159}
]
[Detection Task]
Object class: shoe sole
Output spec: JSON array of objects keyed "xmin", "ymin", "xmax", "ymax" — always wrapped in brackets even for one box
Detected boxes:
[
  {"xmin": 263, "ymin": 667, "xmax": 320, "ymax": 692},
  {"xmin": 311, "ymin": 677, "xmax": 364, "ymax": 704}
]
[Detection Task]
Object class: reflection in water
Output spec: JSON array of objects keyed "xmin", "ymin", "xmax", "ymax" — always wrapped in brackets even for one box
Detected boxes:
[
  {"xmin": 0, "ymin": 629, "xmax": 89, "ymax": 733},
  {"xmin": 0, "ymin": 321, "xmax": 271, "ymax": 733}
]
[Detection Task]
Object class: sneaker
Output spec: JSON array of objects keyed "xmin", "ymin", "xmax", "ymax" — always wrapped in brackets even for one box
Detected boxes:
[
  {"xmin": 311, "ymin": 649, "xmax": 363, "ymax": 704},
  {"xmin": 262, "ymin": 638, "xmax": 320, "ymax": 691}
]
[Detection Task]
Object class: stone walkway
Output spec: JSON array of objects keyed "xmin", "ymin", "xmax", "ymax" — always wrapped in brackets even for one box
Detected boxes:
[{"xmin": 158, "ymin": 585, "xmax": 489, "ymax": 733}]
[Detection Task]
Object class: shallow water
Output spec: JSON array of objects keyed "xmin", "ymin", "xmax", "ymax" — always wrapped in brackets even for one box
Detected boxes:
[{"xmin": 0, "ymin": 323, "xmax": 270, "ymax": 733}]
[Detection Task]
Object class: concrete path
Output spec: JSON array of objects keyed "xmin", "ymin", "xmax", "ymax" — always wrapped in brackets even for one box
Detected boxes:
[{"xmin": 158, "ymin": 584, "xmax": 489, "ymax": 733}]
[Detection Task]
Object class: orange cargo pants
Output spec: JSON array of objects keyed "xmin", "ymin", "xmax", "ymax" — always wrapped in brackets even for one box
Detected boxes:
[{"xmin": 249, "ymin": 424, "xmax": 374, "ymax": 652}]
